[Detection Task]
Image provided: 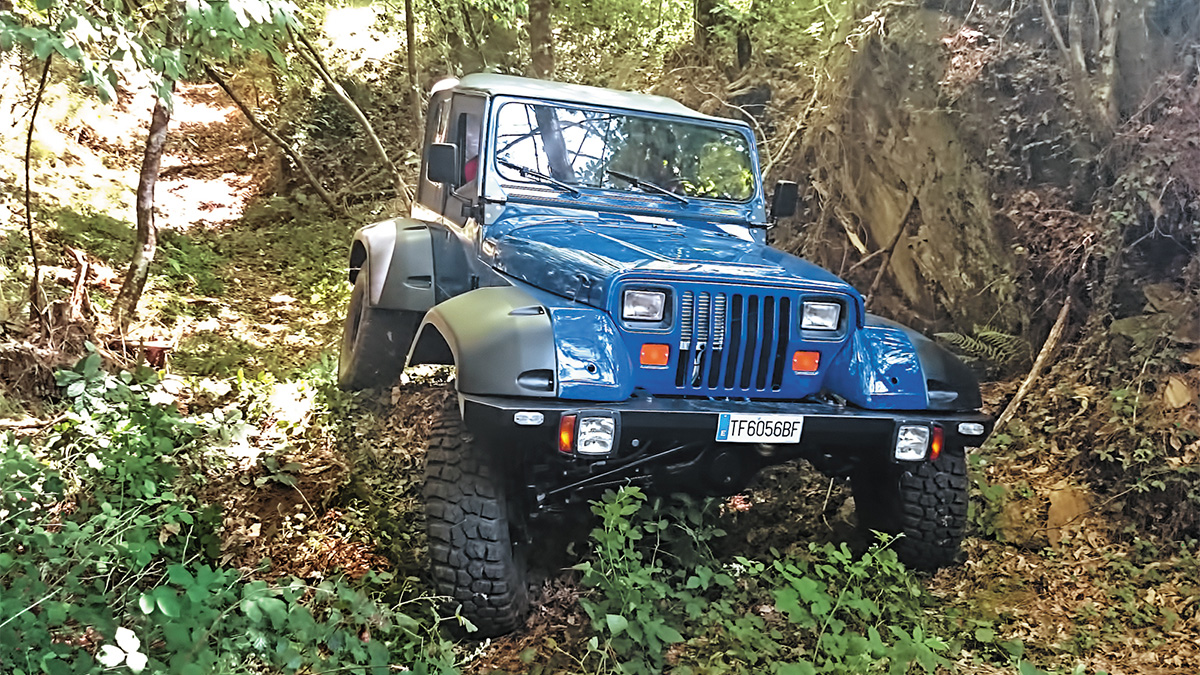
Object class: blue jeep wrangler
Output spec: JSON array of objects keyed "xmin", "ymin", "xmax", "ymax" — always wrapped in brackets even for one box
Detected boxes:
[{"xmin": 339, "ymin": 74, "xmax": 993, "ymax": 636}]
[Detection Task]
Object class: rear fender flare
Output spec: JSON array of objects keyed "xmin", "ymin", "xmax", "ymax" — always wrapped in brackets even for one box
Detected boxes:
[{"xmin": 349, "ymin": 218, "xmax": 435, "ymax": 311}]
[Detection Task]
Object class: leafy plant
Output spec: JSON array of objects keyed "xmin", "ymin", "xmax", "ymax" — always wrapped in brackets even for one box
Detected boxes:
[
  {"xmin": 935, "ymin": 324, "xmax": 1030, "ymax": 371},
  {"xmin": 0, "ymin": 352, "xmax": 458, "ymax": 675},
  {"xmin": 575, "ymin": 486, "xmax": 955, "ymax": 675}
]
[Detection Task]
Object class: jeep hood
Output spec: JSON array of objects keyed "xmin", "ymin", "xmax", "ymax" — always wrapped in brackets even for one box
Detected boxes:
[{"xmin": 486, "ymin": 218, "xmax": 856, "ymax": 307}]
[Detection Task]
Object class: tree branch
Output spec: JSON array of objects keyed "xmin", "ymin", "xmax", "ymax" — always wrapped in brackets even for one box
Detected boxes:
[
  {"xmin": 1038, "ymin": 0, "xmax": 1073, "ymax": 66},
  {"xmin": 992, "ymin": 294, "xmax": 1072, "ymax": 435},
  {"xmin": 290, "ymin": 29, "xmax": 412, "ymax": 209},
  {"xmin": 991, "ymin": 254, "xmax": 1090, "ymax": 436},
  {"xmin": 204, "ymin": 64, "xmax": 341, "ymax": 214},
  {"xmin": 24, "ymin": 54, "xmax": 52, "ymax": 335},
  {"xmin": 863, "ymin": 217, "xmax": 909, "ymax": 307}
]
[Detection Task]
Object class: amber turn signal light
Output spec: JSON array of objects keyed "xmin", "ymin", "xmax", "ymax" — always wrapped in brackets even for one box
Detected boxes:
[
  {"xmin": 559, "ymin": 414, "xmax": 576, "ymax": 454},
  {"xmin": 640, "ymin": 344, "xmax": 670, "ymax": 367},
  {"xmin": 930, "ymin": 425, "xmax": 944, "ymax": 461},
  {"xmin": 792, "ymin": 350, "xmax": 820, "ymax": 372}
]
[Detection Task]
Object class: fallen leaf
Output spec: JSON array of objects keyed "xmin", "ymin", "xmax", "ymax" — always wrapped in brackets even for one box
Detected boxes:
[
  {"xmin": 1143, "ymin": 283, "xmax": 1181, "ymax": 312},
  {"xmin": 1047, "ymin": 486, "xmax": 1089, "ymax": 546},
  {"xmin": 1170, "ymin": 314, "xmax": 1200, "ymax": 344},
  {"xmin": 1182, "ymin": 348, "xmax": 1200, "ymax": 366},
  {"xmin": 1164, "ymin": 376, "xmax": 1193, "ymax": 409}
]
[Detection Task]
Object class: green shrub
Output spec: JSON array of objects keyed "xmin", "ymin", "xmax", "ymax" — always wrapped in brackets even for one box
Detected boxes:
[
  {"xmin": 575, "ymin": 486, "xmax": 953, "ymax": 675},
  {"xmin": 0, "ymin": 350, "xmax": 457, "ymax": 675}
]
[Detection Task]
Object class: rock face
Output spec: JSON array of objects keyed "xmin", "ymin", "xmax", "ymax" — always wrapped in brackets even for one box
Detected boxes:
[{"xmin": 802, "ymin": 10, "xmax": 1019, "ymax": 333}]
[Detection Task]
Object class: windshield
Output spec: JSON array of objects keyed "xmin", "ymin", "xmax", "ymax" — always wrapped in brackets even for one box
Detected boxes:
[{"xmin": 493, "ymin": 101, "xmax": 756, "ymax": 202}]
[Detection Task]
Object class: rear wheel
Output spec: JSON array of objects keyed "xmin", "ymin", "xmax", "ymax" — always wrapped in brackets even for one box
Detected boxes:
[
  {"xmin": 337, "ymin": 271, "xmax": 419, "ymax": 391},
  {"xmin": 851, "ymin": 451, "xmax": 968, "ymax": 570},
  {"xmin": 424, "ymin": 398, "xmax": 529, "ymax": 636}
]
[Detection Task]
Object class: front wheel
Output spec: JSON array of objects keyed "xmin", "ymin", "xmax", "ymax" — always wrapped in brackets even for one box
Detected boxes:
[
  {"xmin": 851, "ymin": 451, "xmax": 969, "ymax": 570},
  {"xmin": 423, "ymin": 398, "xmax": 529, "ymax": 636},
  {"xmin": 337, "ymin": 271, "xmax": 419, "ymax": 391}
]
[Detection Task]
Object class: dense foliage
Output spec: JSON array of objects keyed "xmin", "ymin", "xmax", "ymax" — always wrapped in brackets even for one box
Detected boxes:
[{"xmin": 0, "ymin": 353, "xmax": 456, "ymax": 674}]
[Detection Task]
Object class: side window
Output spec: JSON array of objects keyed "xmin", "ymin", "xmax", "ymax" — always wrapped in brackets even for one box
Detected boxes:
[
  {"xmin": 417, "ymin": 90, "xmax": 452, "ymax": 212},
  {"xmin": 456, "ymin": 112, "xmax": 482, "ymax": 184}
]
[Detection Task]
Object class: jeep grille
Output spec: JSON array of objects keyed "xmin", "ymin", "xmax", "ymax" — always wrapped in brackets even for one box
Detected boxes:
[{"xmin": 675, "ymin": 291, "xmax": 792, "ymax": 393}]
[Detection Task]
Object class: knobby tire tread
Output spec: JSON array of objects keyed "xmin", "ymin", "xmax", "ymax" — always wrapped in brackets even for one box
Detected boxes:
[
  {"xmin": 337, "ymin": 273, "xmax": 417, "ymax": 391},
  {"xmin": 424, "ymin": 400, "xmax": 528, "ymax": 637},
  {"xmin": 854, "ymin": 452, "xmax": 968, "ymax": 571}
]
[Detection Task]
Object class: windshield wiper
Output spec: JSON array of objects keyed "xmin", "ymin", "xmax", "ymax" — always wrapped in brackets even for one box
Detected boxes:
[
  {"xmin": 605, "ymin": 169, "xmax": 689, "ymax": 204},
  {"xmin": 498, "ymin": 159, "xmax": 580, "ymax": 195}
]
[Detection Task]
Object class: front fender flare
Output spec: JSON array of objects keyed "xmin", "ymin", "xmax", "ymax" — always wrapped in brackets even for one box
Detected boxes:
[{"xmin": 409, "ymin": 287, "xmax": 558, "ymax": 397}]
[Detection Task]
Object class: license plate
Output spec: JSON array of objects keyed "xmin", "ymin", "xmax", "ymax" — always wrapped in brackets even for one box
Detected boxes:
[{"xmin": 716, "ymin": 413, "xmax": 804, "ymax": 443}]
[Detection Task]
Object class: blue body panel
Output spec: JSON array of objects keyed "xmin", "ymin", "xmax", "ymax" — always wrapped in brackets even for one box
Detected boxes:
[
  {"xmin": 823, "ymin": 323, "xmax": 929, "ymax": 409},
  {"xmin": 548, "ymin": 306, "xmax": 635, "ymax": 400}
]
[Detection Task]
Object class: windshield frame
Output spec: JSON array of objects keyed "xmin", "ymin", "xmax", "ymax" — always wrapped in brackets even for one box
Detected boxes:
[{"xmin": 485, "ymin": 96, "xmax": 764, "ymax": 208}]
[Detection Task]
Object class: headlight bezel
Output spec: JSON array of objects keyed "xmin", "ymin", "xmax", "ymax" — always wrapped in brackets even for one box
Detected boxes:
[{"xmin": 620, "ymin": 286, "xmax": 673, "ymax": 329}]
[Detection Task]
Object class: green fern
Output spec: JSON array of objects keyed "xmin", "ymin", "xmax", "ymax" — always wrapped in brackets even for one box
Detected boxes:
[{"xmin": 934, "ymin": 325, "xmax": 1028, "ymax": 367}]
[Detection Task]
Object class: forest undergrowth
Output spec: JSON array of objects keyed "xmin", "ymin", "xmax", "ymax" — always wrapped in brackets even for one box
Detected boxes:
[{"xmin": 1, "ymin": 0, "xmax": 1199, "ymax": 673}]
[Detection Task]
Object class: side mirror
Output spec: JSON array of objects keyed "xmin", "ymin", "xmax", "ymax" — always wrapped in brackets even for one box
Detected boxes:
[
  {"xmin": 427, "ymin": 142, "xmax": 458, "ymax": 184},
  {"xmin": 769, "ymin": 180, "xmax": 799, "ymax": 220}
]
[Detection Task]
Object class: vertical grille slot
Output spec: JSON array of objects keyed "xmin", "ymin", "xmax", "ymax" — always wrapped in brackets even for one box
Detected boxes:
[
  {"xmin": 723, "ymin": 295, "xmax": 744, "ymax": 389},
  {"xmin": 692, "ymin": 292, "xmax": 711, "ymax": 386},
  {"xmin": 755, "ymin": 296, "xmax": 776, "ymax": 389},
  {"xmin": 739, "ymin": 296, "xmax": 760, "ymax": 389},
  {"xmin": 771, "ymin": 297, "xmax": 792, "ymax": 390},
  {"xmin": 675, "ymin": 291, "xmax": 695, "ymax": 387},
  {"xmin": 707, "ymin": 294, "xmax": 727, "ymax": 388}
]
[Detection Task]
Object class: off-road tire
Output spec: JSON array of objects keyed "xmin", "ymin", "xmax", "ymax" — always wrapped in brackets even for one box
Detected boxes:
[
  {"xmin": 424, "ymin": 399, "xmax": 529, "ymax": 637},
  {"xmin": 851, "ymin": 451, "xmax": 968, "ymax": 570},
  {"xmin": 337, "ymin": 271, "xmax": 419, "ymax": 391}
]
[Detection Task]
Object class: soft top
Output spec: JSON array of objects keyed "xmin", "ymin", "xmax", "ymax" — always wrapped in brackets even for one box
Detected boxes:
[{"xmin": 452, "ymin": 73, "xmax": 743, "ymax": 126}]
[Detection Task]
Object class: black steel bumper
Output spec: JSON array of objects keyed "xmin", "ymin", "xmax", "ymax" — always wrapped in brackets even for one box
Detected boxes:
[{"xmin": 461, "ymin": 391, "xmax": 993, "ymax": 504}]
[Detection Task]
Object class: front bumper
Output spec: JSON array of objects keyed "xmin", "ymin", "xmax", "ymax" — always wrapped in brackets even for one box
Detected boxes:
[{"xmin": 462, "ymin": 391, "xmax": 992, "ymax": 502}]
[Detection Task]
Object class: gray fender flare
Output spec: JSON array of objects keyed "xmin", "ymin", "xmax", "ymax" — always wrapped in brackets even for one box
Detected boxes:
[
  {"xmin": 349, "ymin": 217, "xmax": 435, "ymax": 311},
  {"xmin": 408, "ymin": 287, "xmax": 557, "ymax": 398}
]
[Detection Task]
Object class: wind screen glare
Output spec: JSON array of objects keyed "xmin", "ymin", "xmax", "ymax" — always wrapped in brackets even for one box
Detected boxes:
[{"xmin": 494, "ymin": 101, "xmax": 756, "ymax": 202}]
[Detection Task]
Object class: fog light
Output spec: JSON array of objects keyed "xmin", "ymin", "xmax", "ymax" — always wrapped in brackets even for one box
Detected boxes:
[
  {"xmin": 958, "ymin": 422, "xmax": 985, "ymax": 436},
  {"xmin": 577, "ymin": 416, "xmax": 616, "ymax": 455},
  {"xmin": 895, "ymin": 425, "xmax": 931, "ymax": 461}
]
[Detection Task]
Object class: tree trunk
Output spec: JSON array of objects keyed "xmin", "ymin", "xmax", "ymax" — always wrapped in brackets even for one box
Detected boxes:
[
  {"xmin": 405, "ymin": 0, "xmax": 420, "ymax": 113},
  {"xmin": 695, "ymin": 0, "xmax": 718, "ymax": 49},
  {"xmin": 111, "ymin": 95, "xmax": 171, "ymax": 333},
  {"xmin": 529, "ymin": 0, "xmax": 554, "ymax": 78}
]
